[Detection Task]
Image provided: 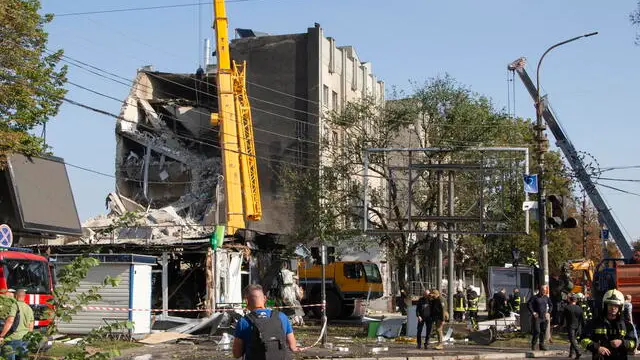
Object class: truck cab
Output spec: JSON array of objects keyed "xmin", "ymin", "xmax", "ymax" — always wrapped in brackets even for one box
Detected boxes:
[
  {"xmin": 0, "ymin": 248, "xmax": 54, "ymax": 328},
  {"xmin": 298, "ymin": 261, "xmax": 383, "ymax": 319}
]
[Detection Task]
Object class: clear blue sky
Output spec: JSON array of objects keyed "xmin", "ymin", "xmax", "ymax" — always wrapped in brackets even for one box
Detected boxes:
[{"xmin": 40, "ymin": 0, "xmax": 640, "ymax": 241}]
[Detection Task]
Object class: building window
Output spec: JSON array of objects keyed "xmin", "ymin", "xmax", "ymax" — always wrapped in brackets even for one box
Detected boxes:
[
  {"xmin": 323, "ymin": 85, "xmax": 329, "ymax": 107},
  {"xmin": 332, "ymin": 91, "xmax": 338, "ymax": 110}
]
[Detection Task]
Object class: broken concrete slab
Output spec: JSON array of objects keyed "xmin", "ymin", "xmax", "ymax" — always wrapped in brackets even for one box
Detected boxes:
[{"xmin": 139, "ymin": 332, "xmax": 192, "ymax": 345}]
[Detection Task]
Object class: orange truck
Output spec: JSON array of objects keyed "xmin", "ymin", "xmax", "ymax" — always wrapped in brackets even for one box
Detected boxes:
[
  {"xmin": 593, "ymin": 258, "xmax": 640, "ymax": 319},
  {"xmin": 297, "ymin": 261, "xmax": 383, "ymax": 319}
]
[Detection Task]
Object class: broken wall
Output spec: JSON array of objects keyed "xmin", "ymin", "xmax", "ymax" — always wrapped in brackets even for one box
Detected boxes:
[{"xmin": 115, "ymin": 71, "xmax": 222, "ymax": 224}]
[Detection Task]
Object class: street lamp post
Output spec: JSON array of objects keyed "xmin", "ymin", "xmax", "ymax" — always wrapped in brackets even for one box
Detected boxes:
[
  {"xmin": 536, "ymin": 32, "xmax": 598, "ymax": 286},
  {"xmin": 512, "ymin": 248, "xmax": 521, "ymax": 292}
]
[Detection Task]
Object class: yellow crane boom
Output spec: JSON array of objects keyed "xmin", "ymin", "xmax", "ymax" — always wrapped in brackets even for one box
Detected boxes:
[{"xmin": 211, "ymin": 0, "xmax": 262, "ymax": 234}]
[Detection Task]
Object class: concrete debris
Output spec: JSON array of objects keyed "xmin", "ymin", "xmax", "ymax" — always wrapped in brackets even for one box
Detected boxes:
[
  {"xmin": 81, "ymin": 192, "xmax": 214, "ymax": 245},
  {"xmin": 82, "ymin": 71, "xmax": 225, "ymax": 246}
]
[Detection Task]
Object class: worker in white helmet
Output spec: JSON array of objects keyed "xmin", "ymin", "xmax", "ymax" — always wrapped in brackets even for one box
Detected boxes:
[{"xmin": 580, "ymin": 289, "xmax": 637, "ymax": 359}]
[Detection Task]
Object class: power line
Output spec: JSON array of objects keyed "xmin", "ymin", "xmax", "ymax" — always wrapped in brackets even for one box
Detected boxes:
[
  {"xmin": 61, "ymin": 96, "xmax": 320, "ymax": 171},
  {"xmin": 596, "ymin": 165, "xmax": 640, "ymax": 174},
  {"xmin": 65, "ymin": 161, "xmax": 216, "ymax": 185},
  {"xmin": 595, "ymin": 176, "xmax": 640, "ymax": 183},
  {"xmin": 595, "ymin": 182, "xmax": 640, "ymax": 198},
  {"xmin": 54, "ymin": 0, "xmax": 256, "ymax": 17}
]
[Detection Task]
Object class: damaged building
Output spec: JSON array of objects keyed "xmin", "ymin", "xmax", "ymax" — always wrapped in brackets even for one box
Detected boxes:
[
  {"xmin": 68, "ymin": 25, "xmax": 387, "ymax": 321},
  {"xmin": 105, "ymin": 25, "xmax": 384, "ymax": 237}
]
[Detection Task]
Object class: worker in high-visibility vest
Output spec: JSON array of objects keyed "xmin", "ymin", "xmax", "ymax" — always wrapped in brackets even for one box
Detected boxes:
[
  {"xmin": 509, "ymin": 288, "xmax": 521, "ymax": 314},
  {"xmin": 466, "ymin": 286, "xmax": 479, "ymax": 330},
  {"xmin": 580, "ymin": 289, "xmax": 637, "ymax": 359},
  {"xmin": 453, "ymin": 288, "xmax": 467, "ymax": 322}
]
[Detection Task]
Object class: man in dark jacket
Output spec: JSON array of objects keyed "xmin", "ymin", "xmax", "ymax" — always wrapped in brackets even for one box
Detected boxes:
[
  {"xmin": 563, "ymin": 294, "xmax": 584, "ymax": 359},
  {"xmin": 430, "ymin": 289, "xmax": 445, "ymax": 350},
  {"xmin": 527, "ymin": 285, "xmax": 553, "ymax": 351},
  {"xmin": 415, "ymin": 289, "xmax": 431, "ymax": 349},
  {"xmin": 493, "ymin": 288, "xmax": 508, "ymax": 318},
  {"xmin": 580, "ymin": 289, "xmax": 637, "ymax": 360}
]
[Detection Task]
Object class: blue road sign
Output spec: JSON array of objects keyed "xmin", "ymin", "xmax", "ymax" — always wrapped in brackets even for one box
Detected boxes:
[
  {"xmin": 523, "ymin": 174, "xmax": 539, "ymax": 194},
  {"xmin": 0, "ymin": 224, "xmax": 13, "ymax": 248},
  {"xmin": 601, "ymin": 229, "xmax": 610, "ymax": 240}
]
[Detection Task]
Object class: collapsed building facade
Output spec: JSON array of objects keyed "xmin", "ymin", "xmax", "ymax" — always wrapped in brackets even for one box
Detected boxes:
[{"xmin": 74, "ymin": 25, "xmax": 387, "ymax": 319}]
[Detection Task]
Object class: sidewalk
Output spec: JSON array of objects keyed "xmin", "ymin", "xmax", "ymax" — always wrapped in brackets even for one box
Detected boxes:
[{"xmin": 298, "ymin": 343, "xmax": 569, "ymax": 359}]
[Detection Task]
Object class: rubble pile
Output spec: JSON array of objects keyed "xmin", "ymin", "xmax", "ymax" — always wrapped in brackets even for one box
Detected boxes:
[
  {"xmin": 75, "ymin": 71, "xmax": 223, "ymax": 246},
  {"xmin": 80, "ymin": 192, "xmax": 214, "ymax": 245}
]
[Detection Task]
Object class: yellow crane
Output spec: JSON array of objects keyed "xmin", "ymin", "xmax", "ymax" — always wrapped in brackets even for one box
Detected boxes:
[{"xmin": 211, "ymin": 0, "xmax": 261, "ymax": 235}]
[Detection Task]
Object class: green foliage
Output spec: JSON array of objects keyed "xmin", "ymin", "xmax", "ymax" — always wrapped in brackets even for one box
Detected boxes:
[
  {"xmin": 47, "ymin": 256, "xmax": 121, "ymax": 333},
  {"xmin": 24, "ymin": 256, "xmax": 121, "ymax": 359},
  {"xmin": 282, "ymin": 75, "xmax": 577, "ymax": 290},
  {"xmin": 0, "ymin": 294, "xmax": 17, "ymax": 319},
  {"xmin": 0, "ymin": 0, "xmax": 67, "ymax": 161},
  {"xmin": 631, "ymin": 2, "xmax": 640, "ymax": 44}
]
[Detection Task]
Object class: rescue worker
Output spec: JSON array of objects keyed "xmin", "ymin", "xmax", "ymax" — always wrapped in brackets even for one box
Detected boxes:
[
  {"xmin": 466, "ymin": 286, "xmax": 479, "ymax": 330},
  {"xmin": 509, "ymin": 288, "xmax": 521, "ymax": 314},
  {"xmin": 623, "ymin": 294, "xmax": 638, "ymax": 355},
  {"xmin": 453, "ymin": 288, "xmax": 466, "ymax": 322},
  {"xmin": 580, "ymin": 289, "xmax": 637, "ymax": 359},
  {"xmin": 577, "ymin": 293, "xmax": 593, "ymax": 321}
]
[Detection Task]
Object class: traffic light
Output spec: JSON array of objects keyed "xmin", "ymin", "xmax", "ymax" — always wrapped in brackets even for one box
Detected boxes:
[{"xmin": 547, "ymin": 195, "xmax": 578, "ymax": 229}]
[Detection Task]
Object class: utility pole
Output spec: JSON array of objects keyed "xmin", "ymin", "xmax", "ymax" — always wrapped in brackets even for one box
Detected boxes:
[
  {"xmin": 321, "ymin": 244, "xmax": 327, "ymax": 345},
  {"xmin": 447, "ymin": 171, "xmax": 455, "ymax": 319},
  {"xmin": 535, "ymin": 32, "xmax": 598, "ymax": 286},
  {"xmin": 582, "ymin": 189, "xmax": 587, "ymax": 258},
  {"xmin": 436, "ymin": 171, "xmax": 443, "ymax": 292}
]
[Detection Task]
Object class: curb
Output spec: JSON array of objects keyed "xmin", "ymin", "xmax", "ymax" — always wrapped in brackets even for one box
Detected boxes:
[{"xmin": 309, "ymin": 349, "xmax": 567, "ymax": 360}]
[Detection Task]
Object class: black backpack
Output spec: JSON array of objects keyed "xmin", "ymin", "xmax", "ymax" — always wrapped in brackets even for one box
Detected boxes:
[{"xmin": 246, "ymin": 310, "xmax": 289, "ymax": 360}]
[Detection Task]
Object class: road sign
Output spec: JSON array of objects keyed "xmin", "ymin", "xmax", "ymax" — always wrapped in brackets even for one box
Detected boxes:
[
  {"xmin": 0, "ymin": 224, "xmax": 13, "ymax": 248},
  {"xmin": 523, "ymin": 174, "xmax": 539, "ymax": 194},
  {"xmin": 601, "ymin": 229, "xmax": 610, "ymax": 240}
]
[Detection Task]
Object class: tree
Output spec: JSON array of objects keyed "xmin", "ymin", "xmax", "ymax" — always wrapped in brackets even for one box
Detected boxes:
[
  {"xmin": 0, "ymin": 0, "xmax": 67, "ymax": 162},
  {"xmin": 632, "ymin": 2, "xmax": 640, "ymax": 44},
  {"xmin": 284, "ymin": 76, "xmax": 552, "ymax": 292}
]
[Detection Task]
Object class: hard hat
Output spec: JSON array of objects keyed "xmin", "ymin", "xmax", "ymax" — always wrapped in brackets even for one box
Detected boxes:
[
  {"xmin": 603, "ymin": 289, "xmax": 625, "ymax": 308},
  {"xmin": 575, "ymin": 293, "xmax": 584, "ymax": 299}
]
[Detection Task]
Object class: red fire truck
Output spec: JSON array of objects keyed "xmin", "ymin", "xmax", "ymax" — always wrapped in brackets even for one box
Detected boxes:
[{"xmin": 0, "ymin": 247, "xmax": 54, "ymax": 328}]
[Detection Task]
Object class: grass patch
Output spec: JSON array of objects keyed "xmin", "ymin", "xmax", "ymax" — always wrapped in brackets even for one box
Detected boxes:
[
  {"xmin": 40, "ymin": 343, "xmax": 77, "ymax": 357},
  {"xmin": 490, "ymin": 332, "xmax": 568, "ymax": 347},
  {"xmin": 39, "ymin": 340, "xmax": 142, "ymax": 359}
]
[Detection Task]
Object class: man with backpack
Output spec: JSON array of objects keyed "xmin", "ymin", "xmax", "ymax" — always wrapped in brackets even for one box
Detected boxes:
[
  {"xmin": 0, "ymin": 289, "xmax": 34, "ymax": 360},
  {"xmin": 233, "ymin": 284, "xmax": 300, "ymax": 359}
]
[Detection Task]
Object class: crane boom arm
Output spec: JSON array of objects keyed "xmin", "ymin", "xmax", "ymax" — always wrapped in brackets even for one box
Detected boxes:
[
  {"xmin": 508, "ymin": 57, "xmax": 633, "ymax": 259},
  {"xmin": 212, "ymin": 0, "xmax": 263, "ymax": 234}
]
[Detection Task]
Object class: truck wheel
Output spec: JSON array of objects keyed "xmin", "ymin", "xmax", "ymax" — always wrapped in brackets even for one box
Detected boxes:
[
  {"xmin": 340, "ymin": 300, "xmax": 355, "ymax": 318},
  {"xmin": 326, "ymin": 291, "xmax": 342, "ymax": 320}
]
